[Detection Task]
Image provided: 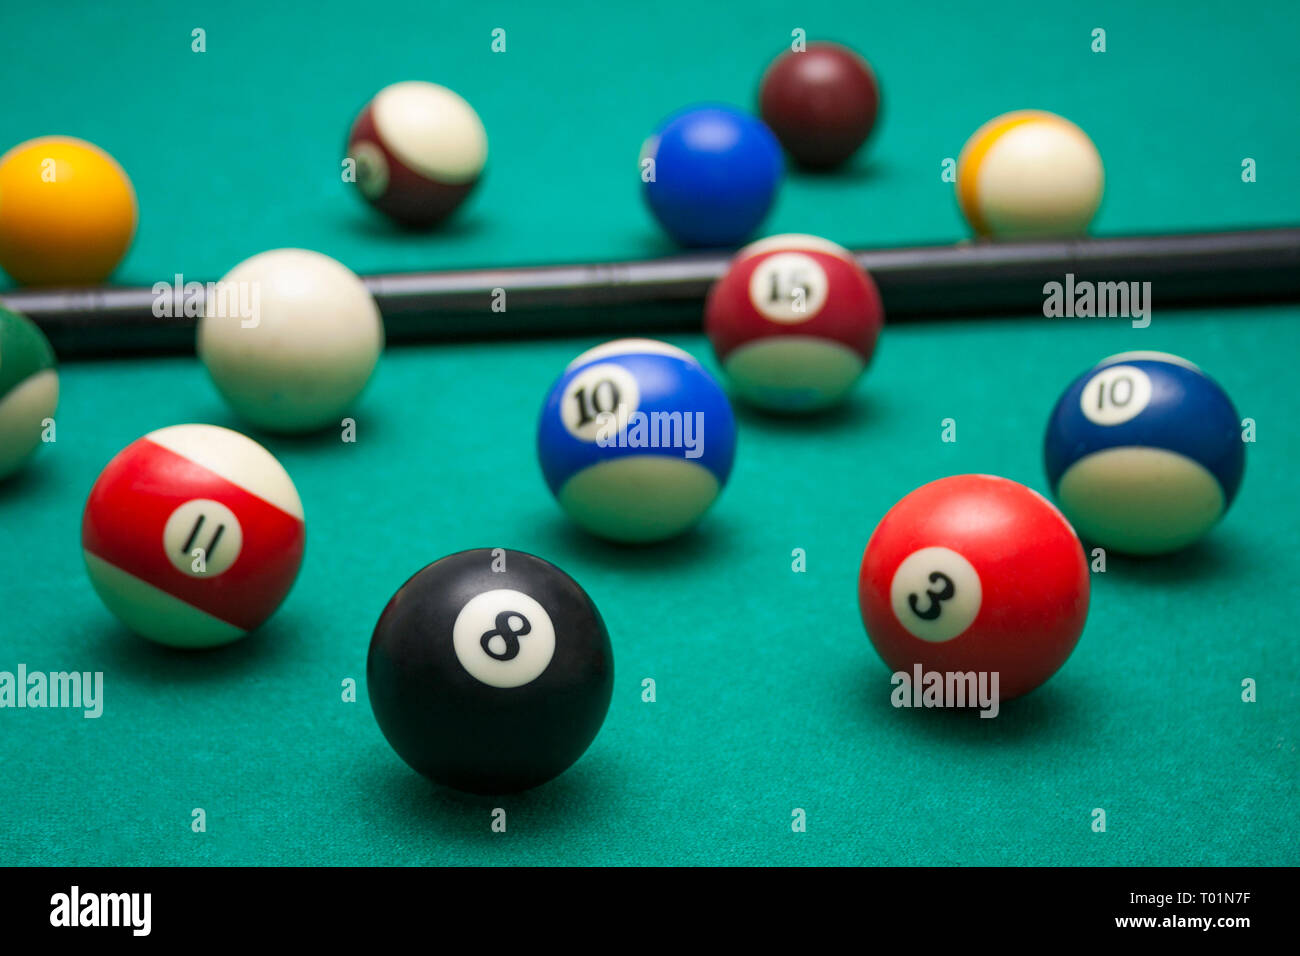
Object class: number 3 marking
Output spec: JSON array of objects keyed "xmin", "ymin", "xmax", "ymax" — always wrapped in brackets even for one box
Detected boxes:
[
  {"xmin": 908, "ymin": 571, "xmax": 955, "ymax": 620},
  {"xmin": 888, "ymin": 547, "xmax": 982, "ymax": 643}
]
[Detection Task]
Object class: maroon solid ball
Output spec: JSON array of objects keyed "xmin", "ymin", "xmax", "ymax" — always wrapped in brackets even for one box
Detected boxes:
[{"xmin": 758, "ymin": 43, "xmax": 881, "ymax": 170}]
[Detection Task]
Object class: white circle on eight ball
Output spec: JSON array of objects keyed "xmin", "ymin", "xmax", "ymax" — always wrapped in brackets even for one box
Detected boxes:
[
  {"xmin": 889, "ymin": 546, "xmax": 982, "ymax": 643},
  {"xmin": 561, "ymin": 362, "xmax": 640, "ymax": 443},
  {"xmin": 747, "ymin": 252, "xmax": 829, "ymax": 323},
  {"xmin": 163, "ymin": 499, "xmax": 243, "ymax": 578},
  {"xmin": 452, "ymin": 589, "xmax": 556, "ymax": 688},
  {"xmin": 1079, "ymin": 364, "xmax": 1153, "ymax": 426}
]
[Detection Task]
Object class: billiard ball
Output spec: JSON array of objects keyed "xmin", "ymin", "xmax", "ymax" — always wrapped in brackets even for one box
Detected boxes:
[
  {"xmin": 641, "ymin": 105, "xmax": 783, "ymax": 247},
  {"xmin": 705, "ymin": 233, "xmax": 883, "ymax": 412},
  {"xmin": 858, "ymin": 474, "xmax": 1089, "ymax": 701},
  {"xmin": 537, "ymin": 338, "xmax": 736, "ymax": 543},
  {"xmin": 82, "ymin": 424, "xmax": 305, "ymax": 648},
  {"xmin": 758, "ymin": 42, "xmax": 881, "ymax": 170},
  {"xmin": 367, "ymin": 548, "xmax": 613, "ymax": 794},
  {"xmin": 1044, "ymin": 351, "xmax": 1245, "ymax": 555},
  {"xmin": 346, "ymin": 80, "xmax": 487, "ymax": 228},
  {"xmin": 0, "ymin": 136, "xmax": 136, "ymax": 285},
  {"xmin": 198, "ymin": 248, "xmax": 384, "ymax": 433},
  {"xmin": 0, "ymin": 306, "xmax": 58, "ymax": 480},
  {"xmin": 956, "ymin": 110, "xmax": 1103, "ymax": 238}
]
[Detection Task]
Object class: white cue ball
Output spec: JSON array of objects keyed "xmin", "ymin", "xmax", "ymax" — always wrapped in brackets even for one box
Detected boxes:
[{"xmin": 198, "ymin": 248, "xmax": 384, "ymax": 432}]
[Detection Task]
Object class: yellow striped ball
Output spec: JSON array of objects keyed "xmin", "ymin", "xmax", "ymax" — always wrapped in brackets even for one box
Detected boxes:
[{"xmin": 957, "ymin": 110, "xmax": 1103, "ymax": 239}]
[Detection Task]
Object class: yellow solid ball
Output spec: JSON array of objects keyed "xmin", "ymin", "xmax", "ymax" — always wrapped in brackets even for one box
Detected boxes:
[{"xmin": 0, "ymin": 136, "xmax": 137, "ymax": 285}]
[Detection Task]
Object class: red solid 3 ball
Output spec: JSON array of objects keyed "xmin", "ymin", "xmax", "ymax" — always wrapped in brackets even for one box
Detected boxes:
[
  {"xmin": 705, "ymin": 233, "xmax": 883, "ymax": 412},
  {"xmin": 759, "ymin": 42, "xmax": 881, "ymax": 170},
  {"xmin": 346, "ymin": 81, "xmax": 487, "ymax": 228},
  {"xmin": 858, "ymin": 474, "xmax": 1089, "ymax": 701}
]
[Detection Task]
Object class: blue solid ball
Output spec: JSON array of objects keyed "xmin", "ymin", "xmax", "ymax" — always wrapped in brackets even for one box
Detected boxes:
[
  {"xmin": 538, "ymin": 339, "xmax": 737, "ymax": 543},
  {"xmin": 641, "ymin": 105, "xmax": 783, "ymax": 247},
  {"xmin": 1044, "ymin": 351, "xmax": 1245, "ymax": 555}
]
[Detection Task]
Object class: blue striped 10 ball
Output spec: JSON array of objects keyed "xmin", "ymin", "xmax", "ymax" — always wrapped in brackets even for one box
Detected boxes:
[
  {"xmin": 1044, "ymin": 351, "xmax": 1245, "ymax": 555},
  {"xmin": 537, "ymin": 339, "xmax": 736, "ymax": 543}
]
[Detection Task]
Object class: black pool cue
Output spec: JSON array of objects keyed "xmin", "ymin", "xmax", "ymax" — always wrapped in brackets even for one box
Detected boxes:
[{"xmin": 4, "ymin": 227, "xmax": 1298, "ymax": 359}]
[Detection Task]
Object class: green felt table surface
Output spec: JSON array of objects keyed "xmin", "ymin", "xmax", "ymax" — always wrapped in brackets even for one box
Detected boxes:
[{"xmin": 1, "ymin": 0, "xmax": 1298, "ymax": 866}]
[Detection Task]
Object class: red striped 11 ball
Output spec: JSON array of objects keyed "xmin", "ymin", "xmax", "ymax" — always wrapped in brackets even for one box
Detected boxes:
[
  {"xmin": 81, "ymin": 424, "xmax": 305, "ymax": 648},
  {"xmin": 1044, "ymin": 351, "xmax": 1245, "ymax": 554},
  {"xmin": 858, "ymin": 474, "xmax": 1090, "ymax": 701},
  {"xmin": 346, "ymin": 80, "xmax": 487, "ymax": 228},
  {"xmin": 368, "ymin": 549, "xmax": 614, "ymax": 794},
  {"xmin": 705, "ymin": 234, "xmax": 883, "ymax": 412}
]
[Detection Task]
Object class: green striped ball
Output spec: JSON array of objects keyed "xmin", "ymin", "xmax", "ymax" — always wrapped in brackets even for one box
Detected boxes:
[{"xmin": 0, "ymin": 305, "xmax": 58, "ymax": 479}]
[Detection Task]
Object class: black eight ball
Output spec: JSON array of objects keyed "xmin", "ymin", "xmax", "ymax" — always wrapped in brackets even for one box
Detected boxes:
[{"xmin": 367, "ymin": 548, "xmax": 614, "ymax": 794}]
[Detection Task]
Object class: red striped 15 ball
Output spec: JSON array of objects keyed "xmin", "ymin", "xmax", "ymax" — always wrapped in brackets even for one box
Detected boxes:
[
  {"xmin": 82, "ymin": 424, "xmax": 305, "ymax": 648},
  {"xmin": 705, "ymin": 234, "xmax": 883, "ymax": 412},
  {"xmin": 858, "ymin": 474, "xmax": 1089, "ymax": 701},
  {"xmin": 346, "ymin": 80, "xmax": 487, "ymax": 228}
]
